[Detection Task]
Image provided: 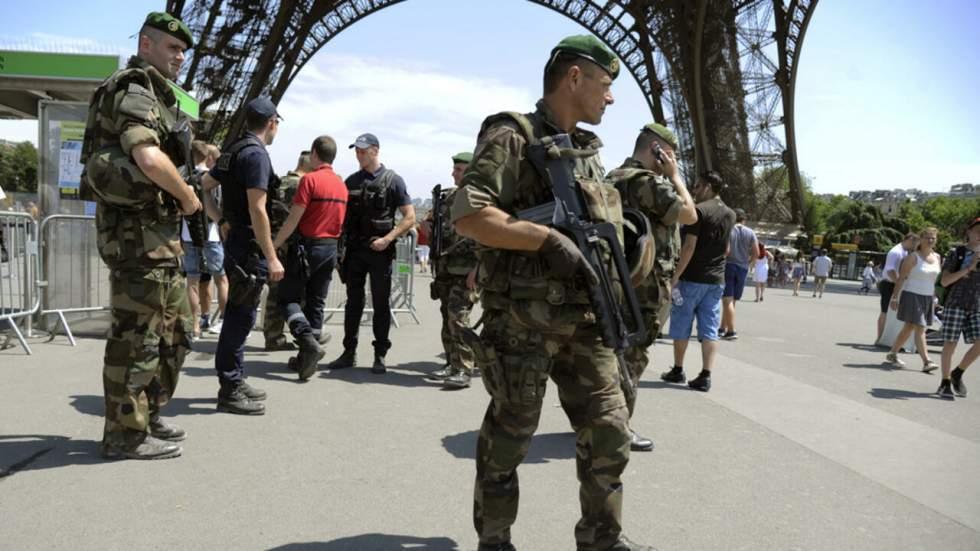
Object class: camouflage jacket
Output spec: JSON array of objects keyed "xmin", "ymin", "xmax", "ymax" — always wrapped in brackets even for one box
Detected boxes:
[
  {"xmin": 608, "ymin": 157, "xmax": 683, "ymax": 279},
  {"xmin": 451, "ymin": 99, "xmax": 625, "ymax": 332},
  {"xmin": 80, "ymin": 56, "xmax": 184, "ymax": 270},
  {"xmin": 433, "ymin": 186, "xmax": 477, "ymax": 278},
  {"xmin": 279, "ymin": 170, "xmax": 302, "ymax": 206}
]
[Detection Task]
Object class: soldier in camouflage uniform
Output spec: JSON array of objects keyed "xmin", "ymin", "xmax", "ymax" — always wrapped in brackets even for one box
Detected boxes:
[
  {"xmin": 608, "ymin": 124, "xmax": 696, "ymax": 452},
  {"xmin": 79, "ymin": 12, "xmax": 201, "ymax": 460},
  {"xmin": 453, "ymin": 36, "xmax": 654, "ymax": 551},
  {"xmin": 263, "ymin": 150, "xmax": 313, "ymax": 350},
  {"xmin": 427, "ymin": 152, "xmax": 479, "ymax": 389}
]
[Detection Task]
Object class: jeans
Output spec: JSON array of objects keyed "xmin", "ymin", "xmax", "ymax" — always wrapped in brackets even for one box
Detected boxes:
[
  {"xmin": 342, "ymin": 245, "xmax": 393, "ymax": 355},
  {"xmin": 281, "ymin": 240, "xmax": 337, "ymax": 339},
  {"xmin": 215, "ymin": 231, "xmax": 266, "ymax": 390}
]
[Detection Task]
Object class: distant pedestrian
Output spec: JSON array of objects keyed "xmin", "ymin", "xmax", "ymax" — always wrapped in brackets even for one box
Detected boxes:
[
  {"xmin": 811, "ymin": 249, "xmax": 833, "ymax": 298},
  {"xmin": 885, "ymin": 227, "xmax": 941, "ymax": 372},
  {"xmin": 720, "ymin": 208, "xmax": 758, "ymax": 339},
  {"xmin": 753, "ymin": 243, "xmax": 773, "ymax": 302},
  {"xmin": 416, "ymin": 221, "xmax": 430, "ymax": 273},
  {"xmin": 860, "ymin": 261, "xmax": 876, "ymax": 294},
  {"xmin": 791, "ymin": 251, "xmax": 806, "ymax": 296},
  {"xmin": 935, "ymin": 218, "xmax": 980, "ymax": 399},
  {"xmin": 877, "ymin": 233, "xmax": 919, "ymax": 343}
]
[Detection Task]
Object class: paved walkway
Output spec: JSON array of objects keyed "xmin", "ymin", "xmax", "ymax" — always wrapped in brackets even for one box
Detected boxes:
[{"xmin": 2, "ymin": 275, "xmax": 978, "ymax": 550}]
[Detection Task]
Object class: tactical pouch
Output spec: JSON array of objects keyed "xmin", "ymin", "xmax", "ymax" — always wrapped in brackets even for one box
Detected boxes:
[
  {"xmin": 228, "ymin": 261, "xmax": 266, "ymax": 309},
  {"xmin": 461, "ymin": 327, "xmax": 504, "ymax": 401}
]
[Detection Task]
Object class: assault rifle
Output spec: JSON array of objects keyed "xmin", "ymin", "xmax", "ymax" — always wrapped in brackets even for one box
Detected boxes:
[
  {"xmin": 430, "ymin": 184, "xmax": 452, "ymax": 258},
  {"xmin": 174, "ymin": 117, "xmax": 210, "ymax": 272},
  {"xmin": 517, "ymin": 134, "xmax": 645, "ymax": 401}
]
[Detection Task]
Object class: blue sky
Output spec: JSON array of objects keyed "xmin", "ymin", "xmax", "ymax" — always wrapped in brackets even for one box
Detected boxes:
[{"xmin": 2, "ymin": 0, "xmax": 977, "ymax": 198}]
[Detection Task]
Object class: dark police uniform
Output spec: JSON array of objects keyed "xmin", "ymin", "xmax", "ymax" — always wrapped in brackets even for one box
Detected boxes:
[
  {"xmin": 339, "ymin": 164, "xmax": 411, "ymax": 359},
  {"xmin": 210, "ymin": 126, "xmax": 279, "ymax": 413}
]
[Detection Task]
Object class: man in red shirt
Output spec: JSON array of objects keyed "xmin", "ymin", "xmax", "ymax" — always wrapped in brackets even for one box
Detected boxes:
[{"xmin": 273, "ymin": 135, "xmax": 348, "ymax": 380}]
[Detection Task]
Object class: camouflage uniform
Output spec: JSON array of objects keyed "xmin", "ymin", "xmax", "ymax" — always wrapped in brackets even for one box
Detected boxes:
[
  {"xmin": 431, "ymin": 186, "xmax": 478, "ymax": 375},
  {"xmin": 452, "ymin": 100, "xmax": 631, "ymax": 550},
  {"xmin": 263, "ymin": 170, "xmax": 301, "ymax": 345},
  {"xmin": 609, "ymin": 158, "xmax": 683, "ymax": 415},
  {"xmin": 80, "ymin": 56, "xmax": 192, "ymax": 451}
]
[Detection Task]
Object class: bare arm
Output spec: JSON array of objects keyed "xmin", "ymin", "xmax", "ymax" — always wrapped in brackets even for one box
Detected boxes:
[
  {"xmin": 247, "ymin": 188, "xmax": 283, "ymax": 281},
  {"xmin": 273, "ymin": 203, "xmax": 306, "ymax": 250},
  {"xmin": 454, "ymin": 206, "xmax": 549, "ymax": 251},
  {"xmin": 941, "ymin": 251, "xmax": 979, "ymax": 287},
  {"xmin": 371, "ymin": 204, "xmax": 417, "ymax": 252},
  {"xmin": 131, "ymin": 143, "xmax": 199, "ymax": 214},
  {"xmin": 203, "ymin": 189, "xmax": 221, "ymax": 223},
  {"xmin": 673, "ymin": 233, "xmax": 698, "ymax": 286},
  {"xmin": 657, "ymin": 147, "xmax": 696, "ymax": 225}
]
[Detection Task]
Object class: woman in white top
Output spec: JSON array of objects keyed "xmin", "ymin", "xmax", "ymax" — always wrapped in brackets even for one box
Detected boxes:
[
  {"xmin": 753, "ymin": 243, "xmax": 773, "ymax": 301},
  {"xmin": 886, "ymin": 227, "xmax": 941, "ymax": 371}
]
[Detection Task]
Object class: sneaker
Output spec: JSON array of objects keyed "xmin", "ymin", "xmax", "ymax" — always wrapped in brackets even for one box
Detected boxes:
[
  {"xmin": 722, "ymin": 331, "xmax": 738, "ymax": 340},
  {"xmin": 328, "ymin": 349, "xmax": 356, "ymax": 370},
  {"xmin": 885, "ymin": 352, "xmax": 906, "ymax": 368},
  {"xmin": 239, "ymin": 379, "xmax": 267, "ymax": 401},
  {"xmin": 199, "ymin": 316, "xmax": 210, "ymax": 332},
  {"xmin": 372, "ymin": 354, "xmax": 387, "ymax": 374},
  {"xmin": 936, "ymin": 381, "xmax": 955, "ymax": 400},
  {"xmin": 660, "ymin": 366, "xmax": 686, "ymax": 384},
  {"xmin": 102, "ymin": 435, "xmax": 182, "ymax": 460},
  {"xmin": 148, "ymin": 414, "xmax": 186, "ymax": 442},
  {"xmin": 951, "ymin": 375, "xmax": 968, "ymax": 397},
  {"xmin": 217, "ymin": 385, "xmax": 266, "ymax": 415},
  {"xmin": 922, "ymin": 360, "xmax": 940, "ymax": 374},
  {"xmin": 443, "ymin": 371, "xmax": 471, "ymax": 389},
  {"xmin": 688, "ymin": 373, "xmax": 712, "ymax": 392},
  {"xmin": 207, "ymin": 319, "xmax": 222, "ymax": 335}
]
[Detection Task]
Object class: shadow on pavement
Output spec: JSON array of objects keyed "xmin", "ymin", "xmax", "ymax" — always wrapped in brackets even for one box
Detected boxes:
[
  {"xmin": 319, "ymin": 365, "xmax": 441, "ymax": 388},
  {"xmin": 442, "ymin": 429, "xmax": 575, "ymax": 463},
  {"xmin": 69, "ymin": 394, "xmax": 218, "ymax": 417},
  {"xmin": 843, "ymin": 362, "xmax": 897, "ymax": 372},
  {"xmin": 837, "ymin": 342, "xmax": 887, "ymax": 353},
  {"xmin": 179, "ymin": 360, "xmax": 296, "ymax": 383},
  {"xmin": 0, "ymin": 435, "xmax": 103, "ymax": 478},
  {"xmin": 188, "ymin": 340, "xmax": 269, "ymax": 356},
  {"xmin": 268, "ymin": 534, "xmax": 459, "ymax": 550},
  {"xmin": 639, "ymin": 380, "xmax": 691, "ymax": 391},
  {"xmin": 868, "ymin": 387, "xmax": 942, "ymax": 400}
]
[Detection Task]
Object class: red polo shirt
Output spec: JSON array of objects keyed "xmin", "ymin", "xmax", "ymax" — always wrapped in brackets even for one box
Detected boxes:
[{"xmin": 294, "ymin": 164, "xmax": 347, "ymax": 238}]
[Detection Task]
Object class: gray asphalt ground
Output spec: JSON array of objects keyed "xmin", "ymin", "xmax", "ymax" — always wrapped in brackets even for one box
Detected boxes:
[{"xmin": 2, "ymin": 274, "xmax": 979, "ymax": 551}]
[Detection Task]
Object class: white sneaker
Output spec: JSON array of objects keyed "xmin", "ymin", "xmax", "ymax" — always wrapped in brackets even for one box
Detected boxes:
[
  {"xmin": 208, "ymin": 320, "xmax": 223, "ymax": 334},
  {"xmin": 885, "ymin": 352, "xmax": 906, "ymax": 368}
]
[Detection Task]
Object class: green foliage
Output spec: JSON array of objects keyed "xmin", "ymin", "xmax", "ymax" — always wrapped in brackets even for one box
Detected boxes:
[
  {"xmin": 0, "ymin": 141, "xmax": 38, "ymax": 193},
  {"xmin": 898, "ymin": 197, "xmax": 980, "ymax": 253}
]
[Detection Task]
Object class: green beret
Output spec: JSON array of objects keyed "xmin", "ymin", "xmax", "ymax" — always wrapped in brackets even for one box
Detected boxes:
[
  {"xmin": 642, "ymin": 123, "xmax": 678, "ymax": 150},
  {"xmin": 143, "ymin": 12, "xmax": 194, "ymax": 49},
  {"xmin": 550, "ymin": 34, "xmax": 620, "ymax": 79},
  {"xmin": 452, "ymin": 152, "xmax": 473, "ymax": 164}
]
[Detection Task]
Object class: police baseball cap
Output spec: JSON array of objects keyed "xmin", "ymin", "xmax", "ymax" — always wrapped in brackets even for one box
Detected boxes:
[
  {"xmin": 349, "ymin": 133, "xmax": 380, "ymax": 149},
  {"xmin": 246, "ymin": 96, "xmax": 281, "ymax": 120}
]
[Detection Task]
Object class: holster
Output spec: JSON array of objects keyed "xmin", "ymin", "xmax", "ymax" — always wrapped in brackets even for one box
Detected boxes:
[{"xmin": 227, "ymin": 254, "xmax": 266, "ymax": 309}]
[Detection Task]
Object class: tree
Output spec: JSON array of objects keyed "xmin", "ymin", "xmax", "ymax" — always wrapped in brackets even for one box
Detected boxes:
[{"xmin": 0, "ymin": 141, "xmax": 38, "ymax": 193}]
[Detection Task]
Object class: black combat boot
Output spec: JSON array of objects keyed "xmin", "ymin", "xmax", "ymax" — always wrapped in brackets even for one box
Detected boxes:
[
  {"xmin": 217, "ymin": 383, "xmax": 266, "ymax": 415},
  {"xmin": 372, "ymin": 353, "xmax": 387, "ymax": 374},
  {"xmin": 429, "ymin": 363, "xmax": 453, "ymax": 380},
  {"xmin": 443, "ymin": 369, "xmax": 471, "ymax": 389},
  {"xmin": 607, "ymin": 535, "xmax": 658, "ymax": 550},
  {"xmin": 477, "ymin": 543, "xmax": 516, "ymax": 551},
  {"xmin": 148, "ymin": 414, "xmax": 186, "ymax": 442},
  {"xmin": 296, "ymin": 333, "xmax": 325, "ymax": 381},
  {"xmin": 239, "ymin": 379, "xmax": 267, "ymax": 401},
  {"xmin": 102, "ymin": 435, "xmax": 182, "ymax": 460},
  {"xmin": 328, "ymin": 348, "xmax": 357, "ymax": 370},
  {"xmin": 629, "ymin": 429, "xmax": 654, "ymax": 452}
]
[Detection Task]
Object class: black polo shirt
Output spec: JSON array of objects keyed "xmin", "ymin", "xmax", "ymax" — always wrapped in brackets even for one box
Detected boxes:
[{"xmin": 209, "ymin": 132, "xmax": 272, "ymax": 228}]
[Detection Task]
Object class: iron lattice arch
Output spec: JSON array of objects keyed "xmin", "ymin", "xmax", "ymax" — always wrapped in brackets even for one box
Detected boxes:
[{"xmin": 167, "ymin": 0, "xmax": 817, "ymax": 225}]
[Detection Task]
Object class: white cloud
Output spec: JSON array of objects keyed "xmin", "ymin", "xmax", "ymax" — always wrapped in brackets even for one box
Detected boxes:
[{"xmin": 270, "ymin": 53, "xmax": 536, "ymax": 198}]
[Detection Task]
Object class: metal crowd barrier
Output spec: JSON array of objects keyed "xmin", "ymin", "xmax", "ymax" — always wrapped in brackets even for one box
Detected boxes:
[
  {"xmin": 321, "ymin": 229, "xmax": 420, "ymax": 328},
  {"xmin": 0, "ymin": 211, "xmax": 41, "ymax": 354},
  {"xmin": 38, "ymin": 214, "xmax": 109, "ymax": 346}
]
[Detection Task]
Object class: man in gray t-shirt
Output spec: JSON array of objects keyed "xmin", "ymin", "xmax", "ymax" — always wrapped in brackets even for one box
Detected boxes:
[{"xmin": 720, "ymin": 209, "xmax": 758, "ymax": 339}]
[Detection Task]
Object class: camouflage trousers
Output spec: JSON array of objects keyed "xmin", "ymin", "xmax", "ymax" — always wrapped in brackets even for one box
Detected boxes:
[
  {"xmin": 432, "ymin": 275, "xmax": 477, "ymax": 374},
  {"xmin": 262, "ymin": 279, "xmax": 286, "ymax": 344},
  {"xmin": 103, "ymin": 267, "xmax": 191, "ymax": 448},
  {"xmin": 473, "ymin": 309, "xmax": 631, "ymax": 550},
  {"xmin": 623, "ymin": 274, "xmax": 670, "ymax": 416}
]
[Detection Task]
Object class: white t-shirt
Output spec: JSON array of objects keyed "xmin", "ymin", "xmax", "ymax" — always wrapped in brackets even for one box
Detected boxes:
[
  {"xmin": 180, "ymin": 163, "xmax": 221, "ymax": 243},
  {"xmin": 883, "ymin": 243, "xmax": 907, "ymax": 282},
  {"xmin": 0, "ymin": 184, "xmax": 6, "ymax": 201},
  {"xmin": 812, "ymin": 255, "xmax": 833, "ymax": 277}
]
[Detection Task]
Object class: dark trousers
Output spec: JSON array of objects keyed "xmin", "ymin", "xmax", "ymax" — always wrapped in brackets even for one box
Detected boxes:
[
  {"xmin": 215, "ymin": 232, "xmax": 266, "ymax": 391},
  {"xmin": 281, "ymin": 241, "xmax": 337, "ymax": 338},
  {"xmin": 342, "ymin": 245, "xmax": 393, "ymax": 355}
]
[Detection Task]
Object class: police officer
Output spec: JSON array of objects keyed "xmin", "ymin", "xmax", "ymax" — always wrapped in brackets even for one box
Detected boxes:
[
  {"xmin": 453, "ymin": 36, "xmax": 654, "ymax": 550},
  {"xmin": 608, "ymin": 123, "xmax": 696, "ymax": 452},
  {"xmin": 273, "ymin": 135, "xmax": 348, "ymax": 380},
  {"xmin": 80, "ymin": 12, "xmax": 200, "ymax": 460},
  {"xmin": 329, "ymin": 133, "xmax": 415, "ymax": 374},
  {"xmin": 264, "ymin": 150, "xmax": 313, "ymax": 351},
  {"xmin": 202, "ymin": 96, "xmax": 285, "ymax": 415},
  {"xmin": 427, "ymin": 152, "xmax": 479, "ymax": 389}
]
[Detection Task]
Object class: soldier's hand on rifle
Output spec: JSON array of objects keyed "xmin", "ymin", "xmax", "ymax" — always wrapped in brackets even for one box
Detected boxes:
[
  {"xmin": 179, "ymin": 191, "xmax": 202, "ymax": 216},
  {"xmin": 539, "ymin": 228, "xmax": 599, "ymax": 286},
  {"xmin": 268, "ymin": 257, "xmax": 285, "ymax": 282}
]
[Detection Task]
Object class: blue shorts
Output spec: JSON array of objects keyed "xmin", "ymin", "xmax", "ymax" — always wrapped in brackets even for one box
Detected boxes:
[
  {"xmin": 723, "ymin": 263, "xmax": 748, "ymax": 300},
  {"xmin": 669, "ymin": 280, "xmax": 724, "ymax": 341},
  {"xmin": 183, "ymin": 241, "xmax": 226, "ymax": 277}
]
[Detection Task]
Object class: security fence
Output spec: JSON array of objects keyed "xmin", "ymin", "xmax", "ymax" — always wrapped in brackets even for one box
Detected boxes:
[{"xmin": 0, "ymin": 212, "xmax": 41, "ymax": 354}]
